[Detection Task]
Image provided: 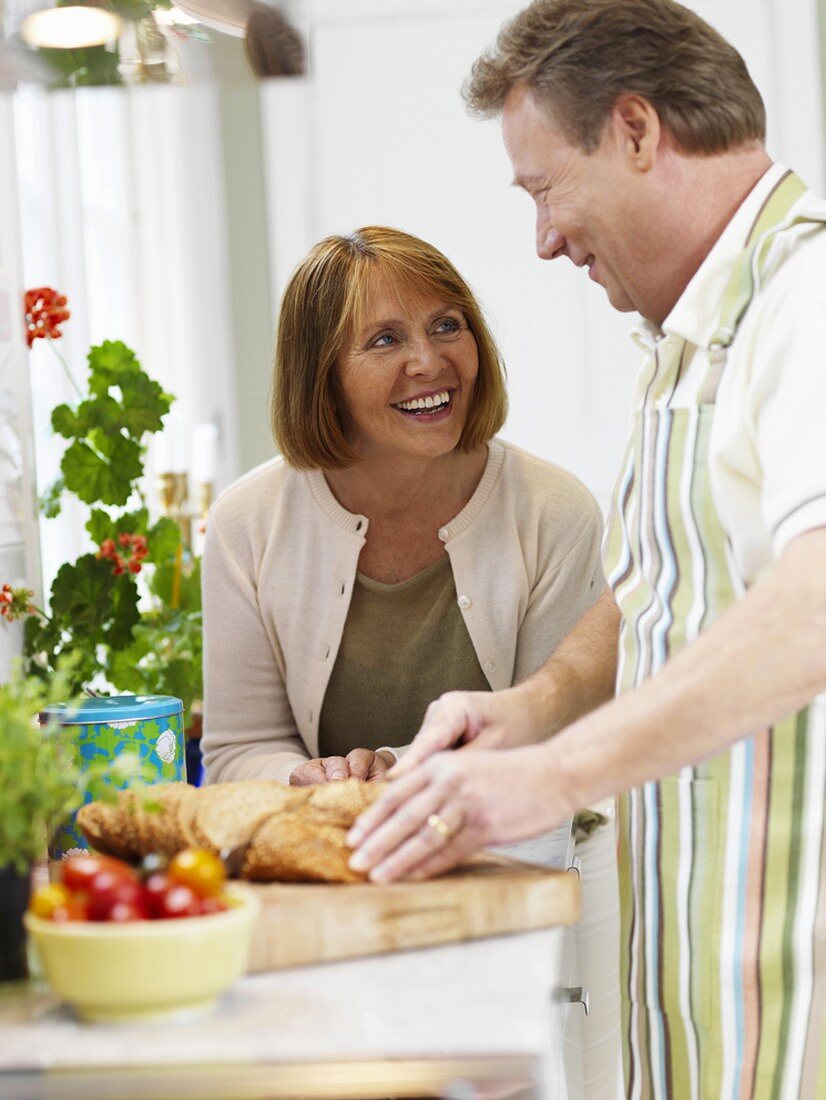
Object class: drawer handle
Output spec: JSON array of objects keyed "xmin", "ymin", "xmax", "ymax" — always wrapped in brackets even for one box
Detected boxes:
[
  {"xmin": 566, "ymin": 856, "xmax": 582, "ymax": 880},
  {"xmin": 552, "ymin": 986, "xmax": 590, "ymax": 1016}
]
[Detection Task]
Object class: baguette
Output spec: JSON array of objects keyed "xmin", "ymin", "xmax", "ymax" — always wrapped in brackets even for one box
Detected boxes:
[{"xmin": 76, "ymin": 778, "xmax": 383, "ymax": 883}]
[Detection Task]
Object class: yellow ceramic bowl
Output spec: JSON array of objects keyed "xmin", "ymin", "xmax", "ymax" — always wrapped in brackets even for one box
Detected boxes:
[{"xmin": 24, "ymin": 885, "xmax": 261, "ymax": 1023}]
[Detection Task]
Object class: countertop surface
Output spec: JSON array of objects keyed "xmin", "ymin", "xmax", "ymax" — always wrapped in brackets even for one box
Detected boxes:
[{"xmin": 0, "ymin": 826, "xmax": 575, "ymax": 1096}]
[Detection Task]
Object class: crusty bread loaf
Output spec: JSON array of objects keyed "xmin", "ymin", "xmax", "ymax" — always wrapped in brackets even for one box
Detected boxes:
[{"xmin": 76, "ymin": 778, "xmax": 383, "ymax": 883}]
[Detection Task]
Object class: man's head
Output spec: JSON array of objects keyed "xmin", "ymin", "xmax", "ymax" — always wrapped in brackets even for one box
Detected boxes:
[{"xmin": 466, "ymin": 0, "xmax": 769, "ymax": 321}]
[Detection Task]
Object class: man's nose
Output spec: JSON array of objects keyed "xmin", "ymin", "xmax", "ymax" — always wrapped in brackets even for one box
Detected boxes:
[{"xmin": 536, "ymin": 213, "xmax": 566, "ymax": 261}]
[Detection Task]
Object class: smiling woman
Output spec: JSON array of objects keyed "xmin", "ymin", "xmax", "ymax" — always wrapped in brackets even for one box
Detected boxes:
[{"xmin": 200, "ymin": 225, "xmax": 605, "ymax": 787}]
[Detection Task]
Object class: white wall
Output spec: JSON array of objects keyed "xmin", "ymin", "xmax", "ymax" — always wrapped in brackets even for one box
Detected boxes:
[{"xmin": 263, "ymin": 0, "xmax": 825, "ymax": 511}]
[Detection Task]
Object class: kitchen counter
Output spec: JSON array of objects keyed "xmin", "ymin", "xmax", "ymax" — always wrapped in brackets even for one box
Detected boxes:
[{"xmin": 0, "ymin": 827, "xmax": 579, "ymax": 1100}]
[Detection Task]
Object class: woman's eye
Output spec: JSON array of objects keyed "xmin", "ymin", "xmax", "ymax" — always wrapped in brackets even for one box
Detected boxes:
[
  {"xmin": 370, "ymin": 332, "xmax": 397, "ymax": 349},
  {"xmin": 434, "ymin": 317, "xmax": 462, "ymax": 336}
]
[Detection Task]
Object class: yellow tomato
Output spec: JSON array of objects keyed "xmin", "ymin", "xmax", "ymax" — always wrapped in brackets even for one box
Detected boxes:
[
  {"xmin": 29, "ymin": 883, "xmax": 71, "ymax": 919},
  {"xmin": 168, "ymin": 849, "xmax": 226, "ymax": 898}
]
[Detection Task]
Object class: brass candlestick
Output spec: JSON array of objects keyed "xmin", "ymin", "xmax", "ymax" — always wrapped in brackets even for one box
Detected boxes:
[{"xmin": 156, "ymin": 471, "xmax": 191, "ymax": 548}]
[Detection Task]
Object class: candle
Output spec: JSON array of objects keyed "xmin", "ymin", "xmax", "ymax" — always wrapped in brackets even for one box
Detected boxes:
[
  {"xmin": 192, "ymin": 422, "xmax": 218, "ymax": 485},
  {"xmin": 155, "ymin": 413, "xmax": 189, "ymax": 474}
]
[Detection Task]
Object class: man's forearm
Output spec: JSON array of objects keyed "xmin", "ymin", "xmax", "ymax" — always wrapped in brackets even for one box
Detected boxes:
[
  {"xmin": 544, "ymin": 529, "xmax": 826, "ymax": 809},
  {"xmin": 519, "ymin": 586, "xmax": 621, "ymax": 742}
]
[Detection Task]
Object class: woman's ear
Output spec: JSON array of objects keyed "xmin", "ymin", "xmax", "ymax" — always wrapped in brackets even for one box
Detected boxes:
[{"xmin": 611, "ymin": 95, "xmax": 661, "ymax": 172}]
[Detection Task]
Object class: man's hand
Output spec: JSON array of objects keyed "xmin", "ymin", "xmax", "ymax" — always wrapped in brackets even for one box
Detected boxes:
[
  {"xmin": 347, "ymin": 743, "xmax": 573, "ymax": 882},
  {"xmin": 290, "ymin": 748, "xmax": 395, "ymax": 786},
  {"xmin": 390, "ymin": 684, "xmax": 545, "ymax": 779}
]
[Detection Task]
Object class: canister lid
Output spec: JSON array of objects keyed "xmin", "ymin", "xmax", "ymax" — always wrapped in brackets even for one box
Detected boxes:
[{"xmin": 41, "ymin": 694, "xmax": 183, "ymax": 724}]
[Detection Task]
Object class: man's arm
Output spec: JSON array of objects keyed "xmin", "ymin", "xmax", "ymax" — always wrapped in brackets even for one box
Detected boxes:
[
  {"xmin": 351, "ymin": 528, "xmax": 826, "ymax": 882},
  {"xmin": 392, "ymin": 586, "xmax": 621, "ymax": 775},
  {"xmin": 548, "ymin": 526, "xmax": 826, "ymax": 810}
]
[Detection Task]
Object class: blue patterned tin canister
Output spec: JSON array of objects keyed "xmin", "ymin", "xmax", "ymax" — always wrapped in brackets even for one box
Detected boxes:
[{"xmin": 41, "ymin": 694, "xmax": 184, "ymax": 860}]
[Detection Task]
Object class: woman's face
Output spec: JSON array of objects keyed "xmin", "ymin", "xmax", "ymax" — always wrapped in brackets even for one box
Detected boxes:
[{"xmin": 335, "ymin": 279, "xmax": 480, "ymax": 464}]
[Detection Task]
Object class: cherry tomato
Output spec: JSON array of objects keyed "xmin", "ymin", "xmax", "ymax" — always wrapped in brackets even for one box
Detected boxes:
[
  {"xmin": 29, "ymin": 883, "xmax": 71, "ymax": 919},
  {"xmin": 155, "ymin": 882, "xmax": 201, "ymax": 919},
  {"xmin": 106, "ymin": 899, "xmax": 149, "ymax": 922},
  {"xmin": 87, "ymin": 871, "xmax": 144, "ymax": 921},
  {"xmin": 168, "ymin": 849, "xmax": 226, "ymax": 898},
  {"xmin": 143, "ymin": 872, "xmax": 173, "ymax": 918},
  {"xmin": 61, "ymin": 855, "xmax": 136, "ymax": 892},
  {"xmin": 198, "ymin": 896, "xmax": 229, "ymax": 916},
  {"xmin": 51, "ymin": 894, "xmax": 91, "ymax": 922}
]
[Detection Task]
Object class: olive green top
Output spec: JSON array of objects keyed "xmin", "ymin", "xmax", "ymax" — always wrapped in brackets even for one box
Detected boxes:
[{"xmin": 317, "ymin": 555, "xmax": 490, "ymax": 759}]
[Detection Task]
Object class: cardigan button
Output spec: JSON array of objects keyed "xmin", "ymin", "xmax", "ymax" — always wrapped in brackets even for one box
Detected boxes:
[
  {"xmin": 438, "ymin": 527, "xmax": 449, "ymax": 542},
  {"xmin": 485, "ymin": 660, "xmax": 495, "ymax": 673},
  {"xmin": 457, "ymin": 595, "xmax": 471, "ymax": 610}
]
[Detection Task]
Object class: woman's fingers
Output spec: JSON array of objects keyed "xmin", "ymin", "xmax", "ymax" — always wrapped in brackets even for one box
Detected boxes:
[
  {"xmin": 367, "ymin": 805, "xmax": 468, "ymax": 883},
  {"xmin": 289, "ymin": 759, "xmax": 328, "ymax": 786},
  {"xmin": 324, "ymin": 756, "xmax": 350, "ymax": 781},
  {"xmin": 345, "ymin": 748, "xmax": 374, "ymax": 780}
]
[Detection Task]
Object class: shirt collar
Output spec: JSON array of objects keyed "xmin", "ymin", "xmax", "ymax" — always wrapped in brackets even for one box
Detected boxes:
[{"xmin": 630, "ymin": 161, "xmax": 790, "ymax": 352}]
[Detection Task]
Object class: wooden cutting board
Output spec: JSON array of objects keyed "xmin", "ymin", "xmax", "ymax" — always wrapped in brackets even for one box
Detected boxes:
[{"xmin": 246, "ymin": 853, "xmax": 580, "ymax": 972}]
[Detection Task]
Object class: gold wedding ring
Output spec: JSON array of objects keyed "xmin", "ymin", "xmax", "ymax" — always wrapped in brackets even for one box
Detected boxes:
[{"xmin": 426, "ymin": 813, "xmax": 452, "ymax": 841}]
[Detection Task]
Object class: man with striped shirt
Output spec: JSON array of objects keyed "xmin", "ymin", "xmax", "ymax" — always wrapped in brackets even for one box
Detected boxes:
[{"xmin": 348, "ymin": 1, "xmax": 826, "ymax": 1096}]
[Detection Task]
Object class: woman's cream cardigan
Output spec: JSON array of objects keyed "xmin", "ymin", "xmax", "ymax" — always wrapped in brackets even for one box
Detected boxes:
[{"xmin": 201, "ymin": 439, "xmax": 605, "ymax": 784}]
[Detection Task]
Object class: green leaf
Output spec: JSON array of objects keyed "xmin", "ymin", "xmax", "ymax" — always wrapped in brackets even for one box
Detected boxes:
[
  {"xmin": 146, "ymin": 517, "xmax": 182, "ymax": 564},
  {"xmin": 87, "ymin": 341, "xmax": 142, "ymax": 394},
  {"xmin": 151, "ymin": 556, "xmax": 202, "ymax": 612},
  {"xmin": 119, "ymin": 374, "xmax": 172, "ymax": 437},
  {"xmin": 105, "ymin": 578, "xmax": 141, "ymax": 650},
  {"xmin": 87, "ymin": 506, "xmax": 151, "ymax": 545},
  {"xmin": 51, "ymin": 404, "xmax": 81, "ymax": 439},
  {"xmin": 50, "ymin": 555, "xmax": 120, "ymax": 642},
  {"xmin": 39, "ymin": 478, "xmax": 65, "ymax": 519},
  {"xmin": 61, "ymin": 435, "xmax": 142, "ymax": 506}
]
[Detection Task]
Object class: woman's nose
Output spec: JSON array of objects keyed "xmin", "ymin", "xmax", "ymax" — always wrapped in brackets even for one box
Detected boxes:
[{"xmin": 404, "ymin": 337, "xmax": 442, "ymax": 376}]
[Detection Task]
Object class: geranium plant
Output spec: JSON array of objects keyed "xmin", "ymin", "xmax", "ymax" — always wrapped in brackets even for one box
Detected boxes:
[{"xmin": 7, "ymin": 289, "xmax": 203, "ymax": 726}]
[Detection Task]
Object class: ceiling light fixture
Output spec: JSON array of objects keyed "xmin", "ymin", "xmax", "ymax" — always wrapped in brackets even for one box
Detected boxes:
[{"xmin": 20, "ymin": 6, "xmax": 123, "ymax": 50}]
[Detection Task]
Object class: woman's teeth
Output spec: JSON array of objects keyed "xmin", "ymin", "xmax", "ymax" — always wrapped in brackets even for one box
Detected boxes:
[{"xmin": 395, "ymin": 390, "xmax": 451, "ymax": 413}]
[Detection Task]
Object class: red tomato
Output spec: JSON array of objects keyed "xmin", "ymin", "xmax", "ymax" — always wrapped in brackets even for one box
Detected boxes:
[
  {"xmin": 87, "ymin": 871, "xmax": 145, "ymax": 921},
  {"xmin": 62, "ymin": 855, "xmax": 136, "ymax": 892},
  {"xmin": 142, "ymin": 872, "xmax": 173, "ymax": 918},
  {"xmin": 106, "ymin": 900, "xmax": 149, "ymax": 922},
  {"xmin": 168, "ymin": 850, "xmax": 226, "ymax": 898},
  {"xmin": 198, "ymin": 896, "xmax": 229, "ymax": 915},
  {"xmin": 155, "ymin": 882, "xmax": 201, "ymax": 919}
]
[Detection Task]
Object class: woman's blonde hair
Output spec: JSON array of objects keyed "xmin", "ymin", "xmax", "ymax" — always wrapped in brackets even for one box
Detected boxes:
[
  {"xmin": 464, "ymin": 0, "xmax": 766, "ymax": 155},
  {"xmin": 271, "ymin": 226, "xmax": 508, "ymax": 469}
]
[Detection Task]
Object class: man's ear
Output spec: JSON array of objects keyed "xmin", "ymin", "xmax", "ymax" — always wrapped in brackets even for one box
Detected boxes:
[{"xmin": 611, "ymin": 95, "xmax": 661, "ymax": 171}]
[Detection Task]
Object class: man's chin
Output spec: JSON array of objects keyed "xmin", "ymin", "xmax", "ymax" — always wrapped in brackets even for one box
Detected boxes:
[{"xmin": 603, "ymin": 282, "xmax": 637, "ymax": 313}]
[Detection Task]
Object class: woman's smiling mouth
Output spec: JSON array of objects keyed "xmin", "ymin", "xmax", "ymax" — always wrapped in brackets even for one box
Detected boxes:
[{"xmin": 392, "ymin": 388, "xmax": 454, "ymax": 418}]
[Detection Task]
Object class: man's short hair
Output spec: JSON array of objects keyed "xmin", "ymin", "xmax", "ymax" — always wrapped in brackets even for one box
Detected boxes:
[
  {"xmin": 464, "ymin": 0, "xmax": 766, "ymax": 154},
  {"xmin": 271, "ymin": 226, "xmax": 508, "ymax": 469}
]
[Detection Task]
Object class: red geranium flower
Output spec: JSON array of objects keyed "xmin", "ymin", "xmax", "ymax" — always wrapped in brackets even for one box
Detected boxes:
[{"xmin": 24, "ymin": 287, "xmax": 70, "ymax": 348}]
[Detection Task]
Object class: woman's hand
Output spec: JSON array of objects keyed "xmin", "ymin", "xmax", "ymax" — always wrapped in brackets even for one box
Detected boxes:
[
  {"xmin": 289, "ymin": 748, "xmax": 396, "ymax": 786},
  {"xmin": 390, "ymin": 684, "xmax": 545, "ymax": 779},
  {"xmin": 347, "ymin": 743, "xmax": 575, "ymax": 882}
]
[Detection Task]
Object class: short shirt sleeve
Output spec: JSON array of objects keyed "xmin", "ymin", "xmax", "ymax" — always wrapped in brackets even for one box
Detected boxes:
[{"xmin": 745, "ymin": 231, "xmax": 826, "ymax": 555}]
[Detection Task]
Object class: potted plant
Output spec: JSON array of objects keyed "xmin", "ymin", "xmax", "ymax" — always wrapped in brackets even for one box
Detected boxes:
[
  {"xmin": 6, "ymin": 289, "xmax": 203, "ymax": 746},
  {"xmin": 0, "ymin": 660, "xmax": 145, "ymax": 980}
]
